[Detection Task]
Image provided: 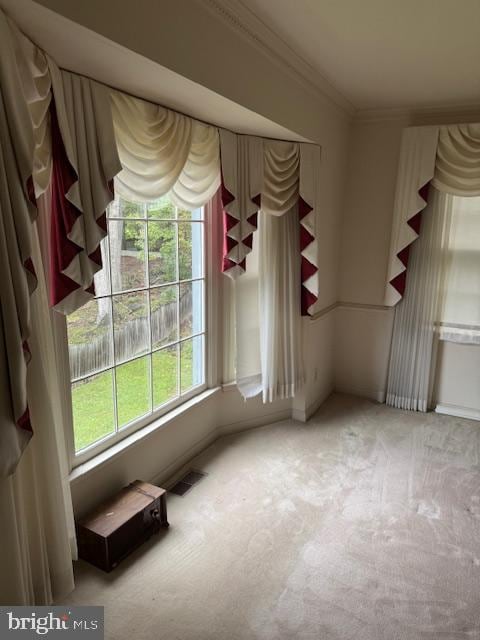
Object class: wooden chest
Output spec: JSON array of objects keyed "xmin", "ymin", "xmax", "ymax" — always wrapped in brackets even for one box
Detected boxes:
[{"xmin": 76, "ymin": 480, "xmax": 169, "ymax": 572}]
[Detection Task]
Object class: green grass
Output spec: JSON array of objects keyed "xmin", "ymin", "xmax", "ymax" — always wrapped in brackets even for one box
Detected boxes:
[{"xmin": 72, "ymin": 342, "xmax": 197, "ymax": 452}]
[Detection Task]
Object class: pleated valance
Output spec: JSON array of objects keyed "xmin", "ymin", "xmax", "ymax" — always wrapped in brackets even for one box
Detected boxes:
[
  {"xmin": 432, "ymin": 124, "xmax": 480, "ymax": 196},
  {"xmin": 111, "ymin": 90, "xmax": 221, "ymax": 208},
  {"xmin": 385, "ymin": 121, "xmax": 480, "ymax": 306},
  {"xmin": 262, "ymin": 140, "xmax": 299, "ymax": 216}
]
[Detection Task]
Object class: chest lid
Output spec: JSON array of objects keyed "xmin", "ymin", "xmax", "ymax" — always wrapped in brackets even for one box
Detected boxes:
[{"xmin": 78, "ymin": 480, "xmax": 165, "ymax": 538}]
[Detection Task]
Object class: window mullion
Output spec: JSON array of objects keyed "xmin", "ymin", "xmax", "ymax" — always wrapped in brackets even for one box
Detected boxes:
[
  {"xmin": 145, "ymin": 203, "xmax": 153, "ymax": 413},
  {"xmin": 175, "ymin": 207, "xmax": 181, "ymax": 395},
  {"xmin": 107, "ymin": 226, "xmax": 119, "ymax": 433}
]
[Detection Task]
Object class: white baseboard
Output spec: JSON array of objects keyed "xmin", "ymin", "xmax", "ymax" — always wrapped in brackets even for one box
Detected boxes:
[
  {"xmin": 292, "ymin": 388, "xmax": 332, "ymax": 422},
  {"xmin": 150, "ymin": 408, "xmax": 292, "ymax": 489},
  {"xmin": 334, "ymin": 384, "xmax": 386, "ymax": 404},
  {"xmin": 435, "ymin": 403, "xmax": 480, "ymax": 422},
  {"xmin": 150, "ymin": 429, "xmax": 218, "ymax": 489},
  {"xmin": 218, "ymin": 408, "xmax": 292, "ymax": 435}
]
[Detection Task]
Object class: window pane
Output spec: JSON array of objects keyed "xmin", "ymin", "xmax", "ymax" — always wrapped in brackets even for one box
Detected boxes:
[
  {"xmin": 181, "ymin": 335, "xmax": 204, "ymax": 394},
  {"xmin": 151, "ymin": 285, "xmax": 178, "ymax": 348},
  {"xmin": 72, "ymin": 370, "xmax": 115, "ymax": 451},
  {"xmin": 109, "ymin": 219, "xmax": 146, "ymax": 293},
  {"xmin": 177, "ymin": 206, "xmax": 203, "ymax": 221},
  {"xmin": 152, "ymin": 345, "xmax": 178, "ymax": 408},
  {"xmin": 116, "ymin": 356, "xmax": 151, "ymax": 427},
  {"xmin": 180, "ymin": 281, "xmax": 203, "ymax": 339},
  {"xmin": 113, "ymin": 291, "xmax": 149, "ymax": 363},
  {"xmin": 67, "ymin": 298, "xmax": 113, "ymax": 380},
  {"xmin": 178, "ymin": 222, "xmax": 203, "ymax": 280},
  {"xmin": 147, "ymin": 196, "xmax": 175, "ymax": 219},
  {"xmin": 443, "ymin": 196, "xmax": 480, "ymax": 326},
  {"xmin": 109, "ymin": 197, "xmax": 145, "ymax": 219},
  {"xmin": 148, "ymin": 221, "xmax": 177, "ymax": 284}
]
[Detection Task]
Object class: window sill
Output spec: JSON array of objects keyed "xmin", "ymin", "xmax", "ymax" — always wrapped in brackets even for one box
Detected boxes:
[
  {"xmin": 69, "ymin": 386, "xmax": 221, "ymax": 483},
  {"xmin": 438, "ymin": 326, "xmax": 480, "ymax": 346}
]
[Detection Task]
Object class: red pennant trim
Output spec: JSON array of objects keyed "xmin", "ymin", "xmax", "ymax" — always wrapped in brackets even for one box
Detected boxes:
[
  {"xmin": 301, "ymin": 287, "xmax": 317, "ymax": 317},
  {"xmin": 389, "ymin": 181, "xmax": 430, "ymax": 298},
  {"xmin": 49, "ymin": 99, "xmax": 110, "ymax": 307},
  {"xmin": 298, "ymin": 196, "xmax": 318, "ymax": 316},
  {"xmin": 397, "ymin": 245, "xmax": 411, "ymax": 269},
  {"xmin": 301, "ymin": 256, "xmax": 317, "ymax": 282},
  {"xmin": 246, "ymin": 212, "xmax": 258, "ymax": 227},
  {"xmin": 243, "ymin": 233, "xmax": 253, "ymax": 249},
  {"xmin": 221, "ymin": 177, "xmax": 260, "ymax": 275},
  {"xmin": 300, "ymin": 225, "xmax": 314, "ymax": 249},
  {"xmin": 299, "ymin": 195, "xmax": 313, "ymax": 220},
  {"xmin": 221, "ymin": 182, "xmax": 235, "ymax": 208},
  {"xmin": 17, "ymin": 406, "xmax": 33, "ymax": 434},
  {"xmin": 225, "ymin": 212, "xmax": 238, "ymax": 232},
  {"xmin": 88, "ymin": 246, "xmax": 102, "ymax": 267},
  {"xmin": 407, "ymin": 211, "xmax": 422, "ymax": 235}
]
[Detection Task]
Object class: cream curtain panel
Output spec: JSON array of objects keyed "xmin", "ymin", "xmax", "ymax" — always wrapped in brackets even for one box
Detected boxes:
[
  {"xmin": 384, "ymin": 126, "xmax": 439, "ymax": 306},
  {"xmin": 0, "ymin": 12, "xmax": 42, "ymax": 474},
  {"xmin": 386, "ymin": 188, "xmax": 453, "ymax": 411},
  {"xmin": 49, "ymin": 66, "xmax": 122, "ymax": 315},
  {"xmin": 0, "ymin": 196, "xmax": 76, "ymax": 605},
  {"xmin": 111, "ymin": 90, "xmax": 221, "ymax": 208},
  {"xmin": 219, "ymin": 129, "xmax": 263, "ymax": 277}
]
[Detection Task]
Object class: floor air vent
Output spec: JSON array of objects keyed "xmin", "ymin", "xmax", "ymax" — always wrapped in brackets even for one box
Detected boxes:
[{"xmin": 169, "ymin": 470, "xmax": 207, "ymax": 496}]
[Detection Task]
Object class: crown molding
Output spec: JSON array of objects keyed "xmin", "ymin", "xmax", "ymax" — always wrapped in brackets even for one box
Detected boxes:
[
  {"xmin": 355, "ymin": 102, "xmax": 480, "ymax": 125},
  {"xmin": 201, "ymin": 0, "xmax": 354, "ymax": 117}
]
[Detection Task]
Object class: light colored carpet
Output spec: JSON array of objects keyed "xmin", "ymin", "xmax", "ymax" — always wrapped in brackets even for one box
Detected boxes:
[{"xmin": 62, "ymin": 394, "xmax": 480, "ymax": 639}]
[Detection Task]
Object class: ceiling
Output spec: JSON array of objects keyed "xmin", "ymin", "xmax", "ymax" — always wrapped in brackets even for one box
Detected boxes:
[
  {"xmin": 0, "ymin": 0, "xmax": 309, "ymax": 142},
  {"xmin": 3, "ymin": 0, "xmax": 479, "ymax": 118},
  {"xmin": 240, "ymin": 0, "xmax": 480, "ymax": 110}
]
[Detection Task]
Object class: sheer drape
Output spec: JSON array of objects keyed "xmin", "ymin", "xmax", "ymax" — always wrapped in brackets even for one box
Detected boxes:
[
  {"xmin": 233, "ymin": 209, "xmax": 305, "ymax": 402},
  {"xmin": 234, "ymin": 236, "xmax": 262, "ymax": 397},
  {"xmin": 259, "ymin": 207, "xmax": 304, "ymax": 402},
  {"xmin": 386, "ymin": 188, "xmax": 453, "ymax": 411}
]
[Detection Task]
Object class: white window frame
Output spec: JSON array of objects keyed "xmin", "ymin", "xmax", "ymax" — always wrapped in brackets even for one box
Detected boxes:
[{"xmin": 57, "ymin": 197, "xmax": 221, "ymax": 470}]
